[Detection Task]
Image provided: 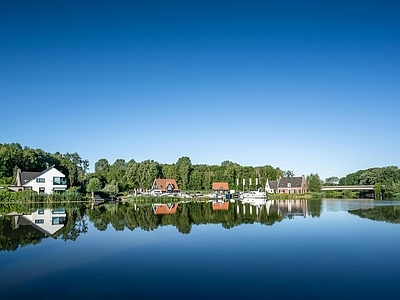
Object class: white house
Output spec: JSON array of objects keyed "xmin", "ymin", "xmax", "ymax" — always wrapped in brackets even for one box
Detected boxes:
[{"xmin": 12, "ymin": 165, "xmax": 68, "ymax": 194}]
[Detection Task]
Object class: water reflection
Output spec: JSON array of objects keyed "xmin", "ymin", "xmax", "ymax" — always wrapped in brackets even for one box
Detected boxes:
[
  {"xmin": 0, "ymin": 204, "xmax": 87, "ymax": 252},
  {"xmin": 349, "ymin": 205, "xmax": 400, "ymax": 224},
  {"xmin": 152, "ymin": 203, "xmax": 179, "ymax": 214},
  {"xmin": 1, "ymin": 199, "xmax": 400, "ymax": 252},
  {"xmin": 7, "ymin": 208, "xmax": 67, "ymax": 236}
]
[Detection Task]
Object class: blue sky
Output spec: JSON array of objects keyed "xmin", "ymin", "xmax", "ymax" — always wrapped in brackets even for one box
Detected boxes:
[{"xmin": 1, "ymin": 0, "xmax": 399, "ymax": 179}]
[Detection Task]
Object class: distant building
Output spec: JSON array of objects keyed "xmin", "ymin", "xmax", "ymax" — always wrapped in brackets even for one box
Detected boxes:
[
  {"xmin": 9, "ymin": 165, "xmax": 67, "ymax": 194},
  {"xmin": 151, "ymin": 178, "xmax": 179, "ymax": 194},
  {"xmin": 212, "ymin": 182, "xmax": 229, "ymax": 194},
  {"xmin": 265, "ymin": 179, "xmax": 278, "ymax": 194},
  {"xmin": 276, "ymin": 175, "xmax": 307, "ymax": 194}
]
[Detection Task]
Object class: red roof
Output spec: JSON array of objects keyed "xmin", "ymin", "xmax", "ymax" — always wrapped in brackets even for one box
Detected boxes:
[
  {"xmin": 153, "ymin": 178, "xmax": 179, "ymax": 192},
  {"xmin": 153, "ymin": 203, "xmax": 179, "ymax": 215},
  {"xmin": 212, "ymin": 182, "xmax": 229, "ymax": 191},
  {"xmin": 212, "ymin": 201, "xmax": 229, "ymax": 210}
]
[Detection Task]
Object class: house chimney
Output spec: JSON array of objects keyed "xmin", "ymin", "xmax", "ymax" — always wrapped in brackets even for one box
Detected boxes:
[{"xmin": 46, "ymin": 162, "xmax": 49, "ymax": 169}]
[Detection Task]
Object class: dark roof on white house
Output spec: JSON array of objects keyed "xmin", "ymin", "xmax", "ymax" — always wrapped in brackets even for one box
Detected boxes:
[
  {"xmin": 20, "ymin": 165, "xmax": 57, "ymax": 185},
  {"xmin": 20, "ymin": 172, "xmax": 41, "ymax": 184}
]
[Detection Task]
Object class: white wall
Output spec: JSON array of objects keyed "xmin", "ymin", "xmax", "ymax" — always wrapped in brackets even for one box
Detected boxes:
[{"xmin": 23, "ymin": 168, "xmax": 67, "ymax": 194}]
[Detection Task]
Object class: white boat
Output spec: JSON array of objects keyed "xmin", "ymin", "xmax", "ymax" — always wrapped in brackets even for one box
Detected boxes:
[{"xmin": 240, "ymin": 189, "xmax": 267, "ymax": 200}]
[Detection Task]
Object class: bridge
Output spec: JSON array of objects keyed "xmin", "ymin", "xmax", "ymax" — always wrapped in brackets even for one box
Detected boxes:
[{"xmin": 321, "ymin": 185, "xmax": 374, "ymax": 191}]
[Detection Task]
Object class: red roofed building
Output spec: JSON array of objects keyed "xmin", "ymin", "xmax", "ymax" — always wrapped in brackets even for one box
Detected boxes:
[
  {"xmin": 151, "ymin": 178, "xmax": 179, "ymax": 194},
  {"xmin": 212, "ymin": 182, "xmax": 229, "ymax": 194}
]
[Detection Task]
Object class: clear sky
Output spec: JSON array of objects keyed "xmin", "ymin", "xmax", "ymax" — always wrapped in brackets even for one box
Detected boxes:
[{"xmin": 1, "ymin": 0, "xmax": 399, "ymax": 179}]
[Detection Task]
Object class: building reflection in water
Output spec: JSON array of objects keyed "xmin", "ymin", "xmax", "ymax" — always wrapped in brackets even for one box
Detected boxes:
[
  {"xmin": 236, "ymin": 199, "xmax": 308, "ymax": 219},
  {"xmin": 7, "ymin": 208, "xmax": 67, "ymax": 236},
  {"xmin": 152, "ymin": 203, "xmax": 179, "ymax": 215},
  {"xmin": 212, "ymin": 200, "xmax": 229, "ymax": 211},
  {"xmin": 151, "ymin": 199, "xmax": 307, "ymax": 219}
]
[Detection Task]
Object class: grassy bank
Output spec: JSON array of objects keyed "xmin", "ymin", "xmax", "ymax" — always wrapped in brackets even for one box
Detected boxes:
[
  {"xmin": 0, "ymin": 189, "xmax": 84, "ymax": 203},
  {"xmin": 268, "ymin": 193, "xmax": 312, "ymax": 200}
]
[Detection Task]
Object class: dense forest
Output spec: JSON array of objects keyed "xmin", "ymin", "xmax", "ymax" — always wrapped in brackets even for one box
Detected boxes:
[
  {"xmin": 0, "ymin": 143, "xmax": 283, "ymax": 194},
  {"xmin": 90, "ymin": 157, "xmax": 282, "ymax": 193},
  {"xmin": 2, "ymin": 143, "xmax": 400, "ymax": 198},
  {"xmin": 0, "ymin": 143, "xmax": 88, "ymax": 188},
  {"xmin": 339, "ymin": 166, "xmax": 400, "ymax": 198}
]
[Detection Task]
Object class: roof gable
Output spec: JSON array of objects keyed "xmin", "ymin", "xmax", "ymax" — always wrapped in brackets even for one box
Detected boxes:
[
  {"xmin": 20, "ymin": 171, "xmax": 41, "ymax": 184},
  {"xmin": 266, "ymin": 180, "xmax": 278, "ymax": 189},
  {"xmin": 22, "ymin": 165, "xmax": 65, "ymax": 186},
  {"xmin": 278, "ymin": 177, "xmax": 304, "ymax": 188},
  {"xmin": 212, "ymin": 182, "xmax": 229, "ymax": 191},
  {"xmin": 153, "ymin": 178, "xmax": 179, "ymax": 192}
]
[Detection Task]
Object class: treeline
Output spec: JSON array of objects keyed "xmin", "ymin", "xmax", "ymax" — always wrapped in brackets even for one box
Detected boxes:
[
  {"xmin": 339, "ymin": 166, "xmax": 400, "ymax": 198},
  {"xmin": 0, "ymin": 143, "xmax": 89, "ymax": 188},
  {"xmin": 1, "ymin": 143, "xmax": 284, "ymax": 194},
  {"xmin": 90, "ymin": 156, "xmax": 282, "ymax": 193}
]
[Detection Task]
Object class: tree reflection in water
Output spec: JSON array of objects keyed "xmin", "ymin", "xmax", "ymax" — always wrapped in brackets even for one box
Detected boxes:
[
  {"xmin": 0, "ymin": 203, "xmax": 87, "ymax": 252},
  {"xmin": 349, "ymin": 205, "xmax": 400, "ymax": 224},
  {"xmin": 0, "ymin": 199, "xmax": 312, "ymax": 251}
]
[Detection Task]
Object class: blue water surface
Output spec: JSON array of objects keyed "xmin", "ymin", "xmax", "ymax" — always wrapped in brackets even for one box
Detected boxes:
[{"xmin": 1, "ymin": 199, "xmax": 399, "ymax": 299}]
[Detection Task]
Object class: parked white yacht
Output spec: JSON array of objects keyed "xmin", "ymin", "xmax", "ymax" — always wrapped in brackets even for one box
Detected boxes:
[{"xmin": 240, "ymin": 189, "xmax": 267, "ymax": 200}]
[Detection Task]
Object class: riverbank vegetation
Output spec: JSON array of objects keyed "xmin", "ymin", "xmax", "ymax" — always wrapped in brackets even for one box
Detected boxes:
[
  {"xmin": 2, "ymin": 143, "xmax": 400, "ymax": 201},
  {"xmin": 0, "ymin": 189, "xmax": 83, "ymax": 203},
  {"xmin": 338, "ymin": 166, "xmax": 400, "ymax": 199},
  {"xmin": 0, "ymin": 143, "xmax": 88, "ymax": 188}
]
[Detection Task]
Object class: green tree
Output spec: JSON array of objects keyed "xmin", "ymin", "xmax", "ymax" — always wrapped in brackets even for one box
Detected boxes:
[
  {"xmin": 103, "ymin": 180, "xmax": 119, "ymax": 195},
  {"xmin": 86, "ymin": 178, "xmax": 102, "ymax": 199},
  {"xmin": 374, "ymin": 183, "xmax": 382, "ymax": 199},
  {"xmin": 282, "ymin": 170, "xmax": 294, "ymax": 177},
  {"xmin": 308, "ymin": 173, "xmax": 322, "ymax": 192},
  {"xmin": 324, "ymin": 176, "xmax": 339, "ymax": 186},
  {"xmin": 176, "ymin": 156, "xmax": 192, "ymax": 190},
  {"xmin": 94, "ymin": 158, "xmax": 110, "ymax": 181}
]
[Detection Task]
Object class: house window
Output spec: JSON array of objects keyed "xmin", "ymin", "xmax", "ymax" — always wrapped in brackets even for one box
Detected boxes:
[
  {"xmin": 35, "ymin": 219, "xmax": 44, "ymax": 224},
  {"xmin": 53, "ymin": 177, "xmax": 67, "ymax": 185},
  {"xmin": 52, "ymin": 208, "xmax": 66, "ymax": 214},
  {"xmin": 38, "ymin": 209, "xmax": 44, "ymax": 214},
  {"xmin": 39, "ymin": 187, "xmax": 45, "ymax": 193},
  {"xmin": 36, "ymin": 178, "xmax": 45, "ymax": 183},
  {"xmin": 52, "ymin": 217, "xmax": 66, "ymax": 225},
  {"xmin": 288, "ymin": 183, "xmax": 291, "ymax": 188}
]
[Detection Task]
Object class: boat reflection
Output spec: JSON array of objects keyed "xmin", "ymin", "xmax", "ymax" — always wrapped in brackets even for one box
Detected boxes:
[{"xmin": 236, "ymin": 199, "xmax": 307, "ymax": 219}]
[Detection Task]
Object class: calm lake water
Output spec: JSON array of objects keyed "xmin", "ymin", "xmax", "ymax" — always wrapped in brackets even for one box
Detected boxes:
[{"xmin": 1, "ymin": 198, "xmax": 400, "ymax": 299}]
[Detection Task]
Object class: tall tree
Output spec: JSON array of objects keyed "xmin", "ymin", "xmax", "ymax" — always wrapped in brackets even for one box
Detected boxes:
[
  {"xmin": 86, "ymin": 178, "xmax": 102, "ymax": 199},
  {"xmin": 176, "ymin": 156, "xmax": 192, "ymax": 190},
  {"xmin": 324, "ymin": 176, "xmax": 339, "ymax": 186},
  {"xmin": 282, "ymin": 170, "xmax": 295, "ymax": 177},
  {"xmin": 307, "ymin": 173, "xmax": 322, "ymax": 192}
]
